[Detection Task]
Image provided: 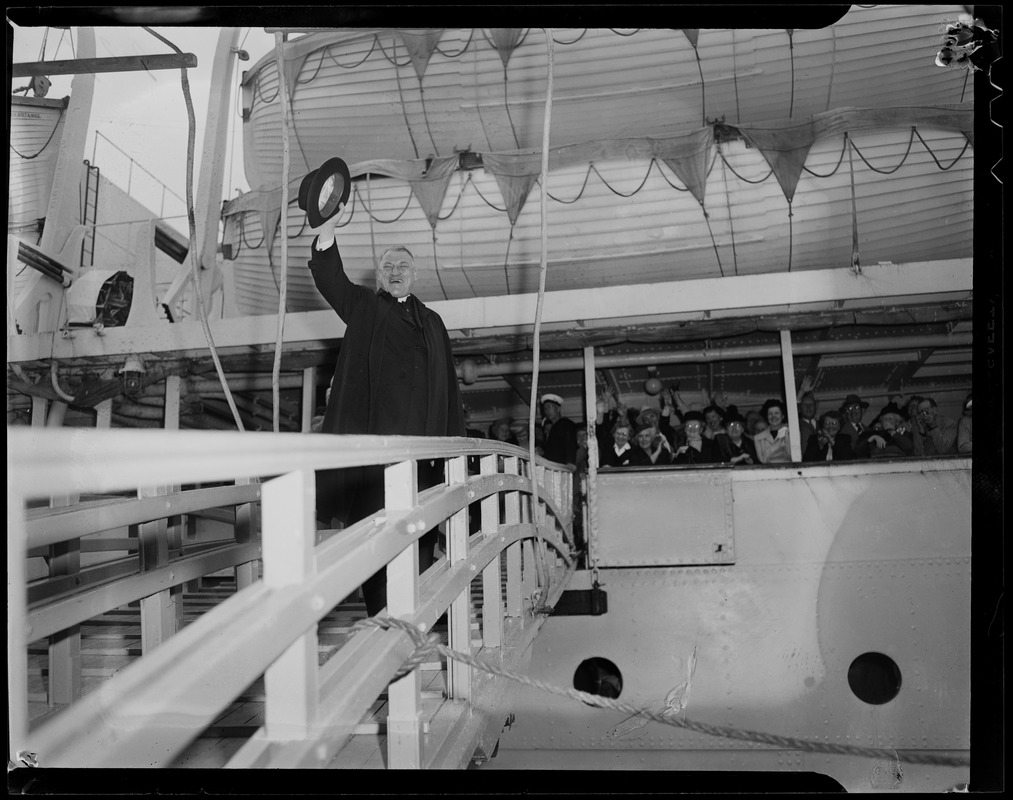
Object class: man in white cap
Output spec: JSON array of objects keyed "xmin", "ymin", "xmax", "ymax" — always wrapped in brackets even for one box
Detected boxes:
[{"xmin": 540, "ymin": 393, "xmax": 578, "ymax": 468}]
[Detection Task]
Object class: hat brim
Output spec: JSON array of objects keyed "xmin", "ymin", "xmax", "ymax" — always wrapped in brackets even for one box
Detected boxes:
[{"xmin": 301, "ymin": 157, "xmax": 351, "ymax": 228}]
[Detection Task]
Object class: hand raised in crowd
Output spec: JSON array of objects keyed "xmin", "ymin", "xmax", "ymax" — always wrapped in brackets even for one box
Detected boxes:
[{"xmin": 309, "ymin": 202, "xmax": 346, "ymax": 246}]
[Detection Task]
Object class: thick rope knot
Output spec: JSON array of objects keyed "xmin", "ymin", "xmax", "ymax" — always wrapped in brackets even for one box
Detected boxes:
[{"xmin": 354, "ymin": 615, "xmax": 443, "ymax": 682}]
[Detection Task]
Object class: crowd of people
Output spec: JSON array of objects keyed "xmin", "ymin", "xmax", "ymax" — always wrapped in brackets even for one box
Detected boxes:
[{"xmin": 586, "ymin": 383, "xmax": 971, "ymax": 469}]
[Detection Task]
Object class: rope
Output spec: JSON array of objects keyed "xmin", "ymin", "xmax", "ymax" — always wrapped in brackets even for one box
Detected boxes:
[
  {"xmin": 419, "ymin": 78, "xmax": 440, "ymax": 156},
  {"xmin": 391, "ymin": 37, "xmax": 420, "ymax": 159},
  {"xmin": 436, "ymin": 171, "xmax": 469, "ymax": 220},
  {"xmin": 719, "ymin": 144, "xmax": 739, "ymax": 276},
  {"xmin": 528, "ymin": 28, "xmax": 556, "ymax": 595},
  {"xmin": 718, "ymin": 150, "xmax": 773, "ymax": 184},
  {"xmin": 435, "ymin": 30, "xmax": 474, "ymax": 59},
  {"xmin": 503, "ymin": 67, "xmax": 521, "ymax": 149},
  {"xmin": 431, "ymin": 228, "xmax": 448, "ymax": 300},
  {"xmin": 143, "ymin": 26, "xmax": 245, "ymax": 432},
  {"xmin": 848, "ymin": 127, "xmax": 916, "ymax": 175},
  {"xmin": 366, "ymin": 173, "xmax": 378, "ymax": 270},
  {"xmin": 553, "ymin": 30, "xmax": 588, "ymax": 45},
  {"xmin": 357, "ymin": 615, "xmax": 970, "ymax": 768},
  {"xmin": 847, "ymin": 133, "xmax": 861, "ymax": 272},
  {"xmin": 787, "ymin": 29, "xmax": 796, "ymax": 118},
  {"xmin": 913, "ymin": 128, "xmax": 971, "ymax": 171},
  {"xmin": 273, "ymin": 32, "xmax": 292, "ymax": 433},
  {"xmin": 9, "ymin": 109, "xmax": 65, "ymax": 160},
  {"xmin": 731, "ymin": 29, "xmax": 741, "ymax": 124},
  {"xmin": 327, "ymin": 37, "xmax": 378, "ymax": 69},
  {"xmin": 702, "ymin": 204, "xmax": 725, "ymax": 278},
  {"xmin": 802, "ymin": 132, "xmax": 848, "ymax": 177}
]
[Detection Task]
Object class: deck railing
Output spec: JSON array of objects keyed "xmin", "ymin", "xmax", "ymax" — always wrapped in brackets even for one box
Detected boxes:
[{"xmin": 7, "ymin": 427, "xmax": 575, "ymax": 769}]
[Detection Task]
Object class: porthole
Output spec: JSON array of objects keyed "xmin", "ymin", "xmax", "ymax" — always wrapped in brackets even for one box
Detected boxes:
[
  {"xmin": 573, "ymin": 657, "xmax": 623, "ymax": 704},
  {"xmin": 848, "ymin": 652, "xmax": 902, "ymax": 705}
]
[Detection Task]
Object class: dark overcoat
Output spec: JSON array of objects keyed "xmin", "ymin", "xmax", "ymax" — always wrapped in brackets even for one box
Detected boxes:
[
  {"xmin": 308, "ymin": 240, "xmax": 465, "ymax": 438},
  {"xmin": 308, "ymin": 240, "xmax": 465, "ymax": 525}
]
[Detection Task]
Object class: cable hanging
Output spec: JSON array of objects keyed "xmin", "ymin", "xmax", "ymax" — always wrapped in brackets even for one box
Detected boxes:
[
  {"xmin": 391, "ymin": 36, "xmax": 421, "ymax": 159},
  {"xmin": 142, "ymin": 25, "xmax": 245, "ymax": 432},
  {"xmin": 718, "ymin": 144, "xmax": 739, "ymax": 276},
  {"xmin": 435, "ymin": 29, "xmax": 475, "ymax": 58}
]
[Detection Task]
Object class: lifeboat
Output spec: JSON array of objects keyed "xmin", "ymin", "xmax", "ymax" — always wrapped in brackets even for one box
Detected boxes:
[{"xmin": 222, "ymin": 8, "xmax": 974, "ymax": 314}]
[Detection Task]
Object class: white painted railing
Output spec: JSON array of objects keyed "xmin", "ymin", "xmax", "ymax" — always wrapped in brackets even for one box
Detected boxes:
[{"xmin": 7, "ymin": 427, "xmax": 575, "ymax": 769}]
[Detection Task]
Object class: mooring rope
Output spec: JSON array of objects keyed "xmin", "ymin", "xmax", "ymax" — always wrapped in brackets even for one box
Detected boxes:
[{"xmin": 356, "ymin": 615, "xmax": 969, "ymax": 768}]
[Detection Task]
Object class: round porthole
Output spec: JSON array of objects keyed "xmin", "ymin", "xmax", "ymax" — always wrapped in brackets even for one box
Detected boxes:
[
  {"xmin": 573, "ymin": 657, "xmax": 623, "ymax": 704},
  {"xmin": 848, "ymin": 652, "xmax": 902, "ymax": 705}
]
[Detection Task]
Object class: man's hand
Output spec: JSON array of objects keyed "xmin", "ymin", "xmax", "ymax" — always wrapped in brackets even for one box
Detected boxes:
[{"xmin": 310, "ymin": 203, "xmax": 345, "ymax": 250}]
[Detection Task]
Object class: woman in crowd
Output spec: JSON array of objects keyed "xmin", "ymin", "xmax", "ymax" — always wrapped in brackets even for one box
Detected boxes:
[
  {"xmin": 488, "ymin": 417, "xmax": 519, "ymax": 445},
  {"xmin": 803, "ymin": 409, "xmax": 853, "ymax": 462},
  {"xmin": 629, "ymin": 421, "xmax": 674, "ymax": 466},
  {"xmin": 701, "ymin": 404, "xmax": 727, "ymax": 441},
  {"xmin": 598, "ymin": 417, "xmax": 637, "ymax": 468},
  {"xmin": 753, "ymin": 398, "xmax": 792, "ymax": 463},
  {"xmin": 716, "ymin": 410, "xmax": 758, "ymax": 465},
  {"xmin": 673, "ymin": 410, "xmax": 721, "ymax": 464}
]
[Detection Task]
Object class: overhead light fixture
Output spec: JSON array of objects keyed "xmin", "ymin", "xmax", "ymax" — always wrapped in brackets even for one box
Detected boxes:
[
  {"xmin": 298, "ymin": 157, "xmax": 351, "ymax": 228},
  {"xmin": 118, "ymin": 355, "xmax": 147, "ymax": 397}
]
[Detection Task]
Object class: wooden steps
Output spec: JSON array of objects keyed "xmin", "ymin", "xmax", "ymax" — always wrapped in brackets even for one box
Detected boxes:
[{"xmin": 25, "ymin": 559, "xmax": 513, "ymax": 768}]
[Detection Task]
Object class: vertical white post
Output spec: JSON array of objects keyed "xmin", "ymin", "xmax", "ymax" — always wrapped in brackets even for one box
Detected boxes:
[
  {"xmin": 163, "ymin": 376, "xmax": 184, "ymax": 631},
  {"xmin": 301, "ymin": 367, "xmax": 316, "ymax": 432},
  {"xmin": 262, "ymin": 469, "xmax": 318, "ymax": 740},
  {"xmin": 8, "ymin": 487, "xmax": 29, "ymax": 764},
  {"xmin": 385, "ymin": 459, "xmax": 423, "ymax": 768},
  {"xmin": 780, "ymin": 330, "xmax": 803, "ymax": 462},
  {"xmin": 503, "ymin": 457, "xmax": 523, "ymax": 618},
  {"xmin": 521, "ymin": 461, "xmax": 538, "ymax": 610},
  {"xmin": 480, "ymin": 454, "xmax": 503, "ymax": 648},
  {"xmin": 583, "ymin": 346, "xmax": 599, "ymax": 567},
  {"xmin": 234, "ymin": 475, "xmax": 259, "ymax": 591},
  {"xmin": 446, "ymin": 455, "xmax": 472, "ymax": 701},
  {"xmin": 138, "ymin": 483, "xmax": 173, "ymax": 653},
  {"xmin": 95, "ymin": 398, "xmax": 112, "ymax": 429},
  {"xmin": 47, "ymin": 512, "xmax": 81, "ymax": 705},
  {"xmin": 31, "ymin": 397, "xmax": 47, "ymax": 427}
]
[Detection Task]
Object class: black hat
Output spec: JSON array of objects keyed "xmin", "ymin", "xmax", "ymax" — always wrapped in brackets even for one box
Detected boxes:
[
  {"xmin": 298, "ymin": 157, "xmax": 351, "ymax": 228},
  {"xmin": 841, "ymin": 393, "xmax": 869, "ymax": 410}
]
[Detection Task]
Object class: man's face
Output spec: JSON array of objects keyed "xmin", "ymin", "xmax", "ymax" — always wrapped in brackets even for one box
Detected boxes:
[
  {"xmin": 845, "ymin": 402, "xmax": 864, "ymax": 423},
  {"xmin": 704, "ymin": 410, "xmax": 723, "ymax": 431},
  {"xmin": 378, "ymin": 251, "xmax": 416, "ymax": 298},
  {"xmin": 916, "ymin": 401, "xmax": 937, "ymax": 427},
  {"xmin": 800, "ymin": 396, "xmax": 817, "ymax": 419},
  {"xmin": 542, "ymin": 401, "xmax": 561, "ymax": 422}
]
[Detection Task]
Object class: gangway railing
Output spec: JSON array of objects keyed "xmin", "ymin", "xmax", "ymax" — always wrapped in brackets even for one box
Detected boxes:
[{"xmin": 7, "ymin": 428, "xmax": 576, "ymax": 769}]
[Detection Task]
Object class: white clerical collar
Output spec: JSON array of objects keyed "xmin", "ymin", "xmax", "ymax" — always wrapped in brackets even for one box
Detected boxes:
[{"xmin": 397, "ymin": 295, "xmax": 410, "ymax": 303}]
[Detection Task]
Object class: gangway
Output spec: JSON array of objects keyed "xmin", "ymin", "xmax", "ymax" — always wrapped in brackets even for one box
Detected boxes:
[{"xmin": 8, "ymin": 427, "xmax": 576, "ymax": 769}]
